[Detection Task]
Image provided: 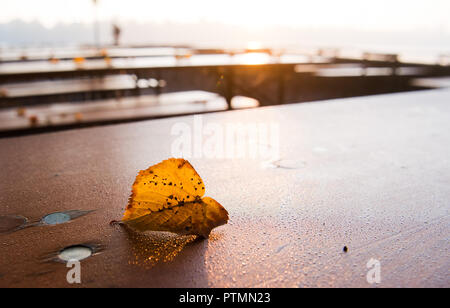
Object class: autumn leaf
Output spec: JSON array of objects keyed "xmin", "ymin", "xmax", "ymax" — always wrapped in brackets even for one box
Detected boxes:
[{"xmin": 120, "ymin": 158, "xmax": 229, "ymax": 238}]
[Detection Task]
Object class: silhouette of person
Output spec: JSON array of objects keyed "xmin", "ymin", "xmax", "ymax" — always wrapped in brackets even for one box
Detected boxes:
[{"xmin": 113, "ymin": 24, "xmax": 121, "ymax": 46}]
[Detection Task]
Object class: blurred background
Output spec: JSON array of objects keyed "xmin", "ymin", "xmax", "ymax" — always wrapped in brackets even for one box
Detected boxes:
[
  {"xmin": 2, "ymin": 0, "xmax": 450, "ymax": 61},
  {"xmin": 1, "ymin": 0, "xmax": 450, "ymax": 136}
]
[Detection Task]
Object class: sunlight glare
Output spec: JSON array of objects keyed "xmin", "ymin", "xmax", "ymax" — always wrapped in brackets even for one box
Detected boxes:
[{"xmin": 236, "ymin": 52, "xmax": 271, "ymax": 65}]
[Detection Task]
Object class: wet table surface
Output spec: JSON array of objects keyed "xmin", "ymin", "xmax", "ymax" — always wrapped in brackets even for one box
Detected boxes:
[{"xmin": 0, "ymin": 89, "xmax": 449, "ymax": 287}]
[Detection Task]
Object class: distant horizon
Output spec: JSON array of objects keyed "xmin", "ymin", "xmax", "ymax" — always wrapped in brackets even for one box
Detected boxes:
[
  {"xmin": 1, "ymin": 18, "xmax": 449, "ymax": 64},
  {"xmin": 2, "ymin": 0, "xmax": 450, "ymax": 64}
]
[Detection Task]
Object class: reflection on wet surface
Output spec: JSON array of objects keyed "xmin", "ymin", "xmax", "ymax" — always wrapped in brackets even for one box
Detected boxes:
[{"xmin": 118, "ymin": 225, "xmax": 204, "ymax": 269}]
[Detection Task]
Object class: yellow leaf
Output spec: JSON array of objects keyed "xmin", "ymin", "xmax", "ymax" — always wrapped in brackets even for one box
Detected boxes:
[{"xmin": 121, "ymin": 158, "xmax": 228, "ymax": 238}]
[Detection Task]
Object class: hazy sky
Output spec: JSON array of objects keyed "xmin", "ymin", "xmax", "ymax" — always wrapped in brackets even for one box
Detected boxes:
[{"xmin": 1, "ymin": 0, "xmax": 449, "ymax": 31}]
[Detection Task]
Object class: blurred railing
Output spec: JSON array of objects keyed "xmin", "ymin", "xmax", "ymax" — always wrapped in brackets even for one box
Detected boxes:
[{"xmin": 1, "ymin": 45, "xmax": 450, "ymax": 136}]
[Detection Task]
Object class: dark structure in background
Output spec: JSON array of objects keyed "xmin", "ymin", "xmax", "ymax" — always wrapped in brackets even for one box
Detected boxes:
[{"xmin": 0, "ymin": 47, "xmax": 449, "ymax": 136}]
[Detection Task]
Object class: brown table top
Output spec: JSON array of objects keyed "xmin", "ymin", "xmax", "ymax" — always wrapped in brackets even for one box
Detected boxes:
[{"xmin": 0, "ymin": 89, "xmax": 449, "ymax": 287}]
